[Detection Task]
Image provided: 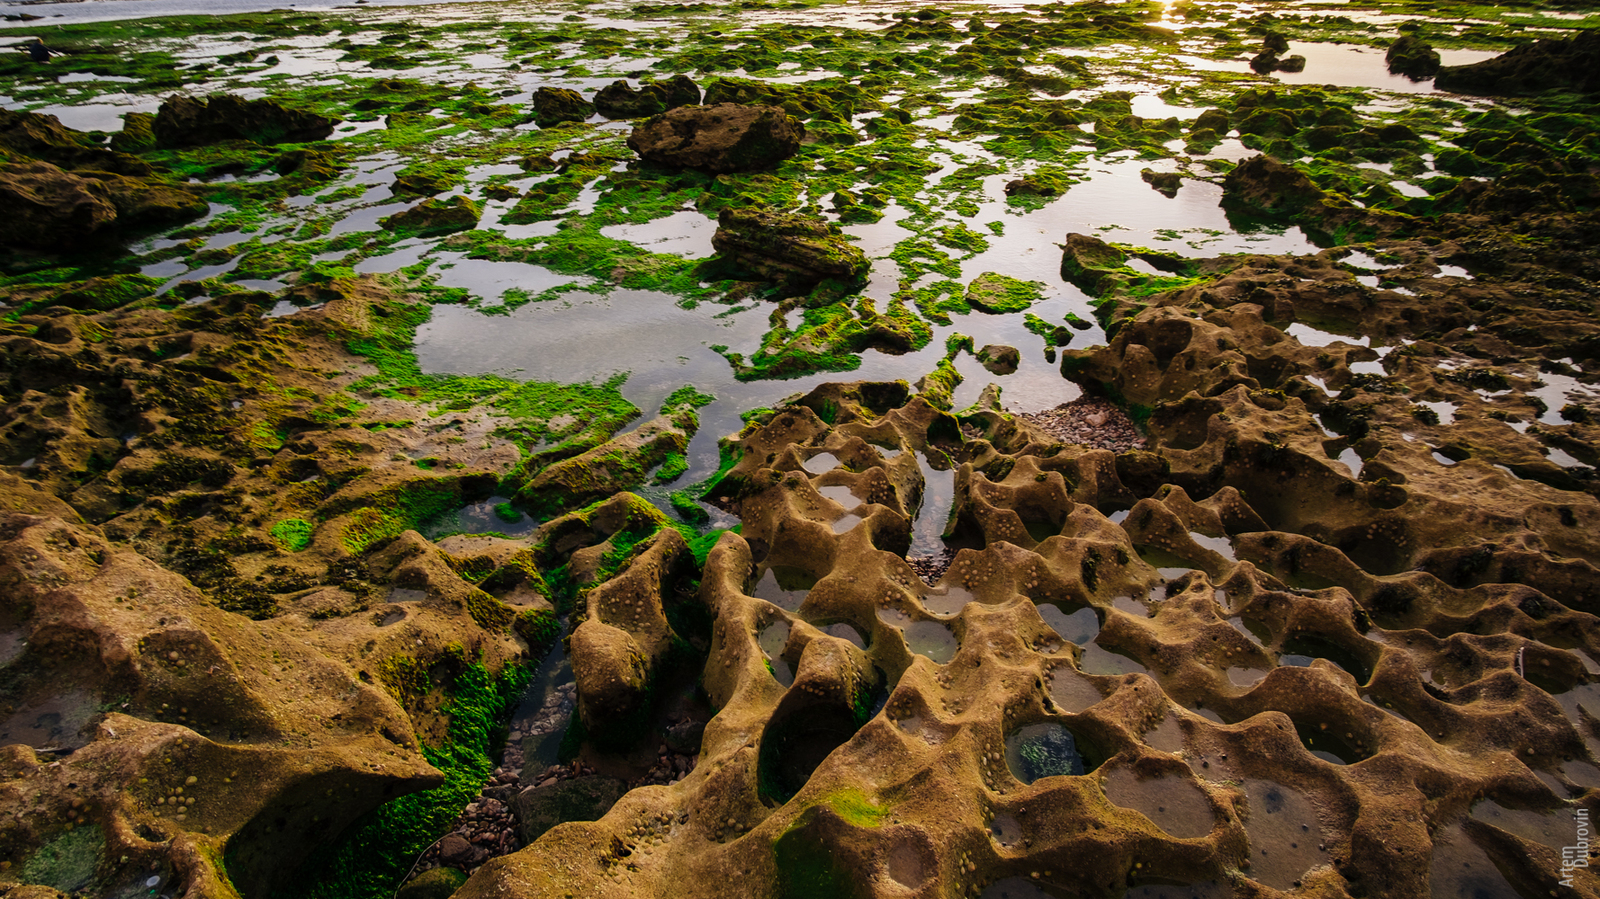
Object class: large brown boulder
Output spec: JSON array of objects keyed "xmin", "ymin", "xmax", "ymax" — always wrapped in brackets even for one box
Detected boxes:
[
  {"xmin": 709, "ymin": 206, "xmax": 870, "ymax": 292},
  {"xmin": 0, "ymin": 161, "xmax": 205, "ymax": 250},
  {"xmin": 152, "ymin": 93, "xmax": 338, "ymax": 148},
  {"xmin": 627, "ymin": 103, "xmax": 804, "ymax": 174},
  {"xmin": 1436, "ymin": 28, "xmax": 1600, "ymax": 96},
  {"xmin": 0, "ymin": 161, "xmax": 117, "ymax": 248}
]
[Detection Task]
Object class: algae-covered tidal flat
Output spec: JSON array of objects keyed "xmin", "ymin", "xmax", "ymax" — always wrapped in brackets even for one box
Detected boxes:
[{"xmin": 1, "ymin": 1, "xmax": 1599, "ymax": 897}]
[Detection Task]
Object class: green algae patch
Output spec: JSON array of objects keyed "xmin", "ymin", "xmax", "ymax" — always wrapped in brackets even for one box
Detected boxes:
[
  {"xmin": 270, "ymin": 518, "xmax": 314, "ymax": 552},
  {"xmin": 265, "ymin": 661, "xmax": 533, "ymax": 899},
  {"xmin": 21, "ymin": 825, "xmax": 104, "ymax": 894},
  {"xmin": 334, "ymin": 479, "xmax": 461, "ymax": 555},
  {"xmin": 820, "ymin": 788, "xmax": 889, "ymax": 828},
  {"xmin": 670, "ymin": 490, "xmax": 712, "ymax": 526},
  {"xmin": 720, "ymin": 297, "xmax": 929, "ymax": 382},
  {"xmin": 964, "ymin": 272, "xmax": 1044, "ymax": 314}
]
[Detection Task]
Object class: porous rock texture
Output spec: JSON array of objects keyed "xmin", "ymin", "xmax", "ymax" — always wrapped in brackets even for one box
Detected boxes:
[
  {"xmin": 152, "ymin": 94, "xmax": 338, "ymax": 148},
  {"xmin": 0, "ymin": 275, "xmax": 558, "ymax": 896},
  {"xmin": 627, "ymin": 103, "xmax": 805, "ymax": 174},
  {"xmin": 451, "ymin": 196, "xmax": 1600, "ymax": 897}
]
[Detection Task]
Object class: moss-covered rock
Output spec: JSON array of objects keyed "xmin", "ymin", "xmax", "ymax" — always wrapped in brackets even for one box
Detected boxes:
[
  {"xmin": 0, "ymin": 108, "xmax": 151, "ymax": 175},
  {"xmin": 1058, "ymin": 232, "xmax": 1129, "ymax": 296},
  {"xmin": 593, "ymin": 75, "xmax": 700, "ymax": 119},
  {"xmin": 1386, "ymin": 35, "xmax": 1441, "ymax": 79},
  {"xmin": 0, "ymin": 160, "xmax": 205, "ymax": 250},
  {"xmin": 965, "ymin": 272, "xmax": 1043, "ymax": 314},
  {"xmin": 532, "ymin": 87, "xmax": 595, "ymax": 127},
  {"xmin": 1436, "ymin": 29, "xmax": 1600, "ymax": 96},
  {"xmin": 152, "ymin": 93, "xmax": 337, "ymax": 147},
  {"xmin": 380, "ymin": 196, "xmax": 482, "ymax": 236},
  {"xmin": 107, "ymin": 111, "xmax": 156, "ymax": 153}
]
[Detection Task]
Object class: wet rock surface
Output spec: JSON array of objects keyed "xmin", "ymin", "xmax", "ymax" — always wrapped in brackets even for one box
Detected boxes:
[{"xmin": 1385, "ymin": 35, "xmax": 1441, "ymax": 79}]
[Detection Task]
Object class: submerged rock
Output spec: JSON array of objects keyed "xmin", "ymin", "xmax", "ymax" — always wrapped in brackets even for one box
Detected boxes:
[
  {"xmin": 627, "ymin": 103, "xmax": 804, "ymax": 174},
  {"xmin": 152, "ymin": 93, "xmax": 337, "ymax": 147},
  {"xmin": 708, "ymin": 206, "xmax": 869, "ymax": 293},
  {"xmin": 977, "ymin": 344, "xmax": 1020, "ymax": 375},
  {"xmin": 593, "ymin": 75, "xmax": 701, "ymax": 119},
  {"xmin": 532, "ymin": 87, "xmax": 595, "ymax": 127},
  {"xmin": 1140, "ymin": 168, "xmax": 1182, "ymax": 197},
  {"xmin": 1386, "ymin": 34, "xmax": 1441, "ymax": 79},
  {"xmin": 379, "ymin": 195, "xmax": 482, "ymax": 235},
  {"xmin": 0, "ymin": 160, "xmax": 206, "ymax": 250},
  {"xmin": 395, "ymin": 867, "xmax": 468, "ymax": 899},
  {"xmin": 1436, "ymin": 29, "xmax": 1600, "ymax": 96}
]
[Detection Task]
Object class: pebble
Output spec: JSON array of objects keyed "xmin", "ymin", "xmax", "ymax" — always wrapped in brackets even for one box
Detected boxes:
[{"xmin": 1017, "ymin": 398, "xmax": 1146, "ymax": 453}]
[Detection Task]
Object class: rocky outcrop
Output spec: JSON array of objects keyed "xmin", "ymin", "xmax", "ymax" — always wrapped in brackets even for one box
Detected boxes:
[
  {"xmin": 379, "ymin": 196, "xmax": 482, "ymax": 235},
  {"xmin": 0, "ymin": 512, "xmax": 442, "ymax": 898},
  {"xmin": 593, "ymin": 75, "xmax": 700, "ymax": 119},
  {"xmin": 1386, "ymin": 34, "xmax": 1441, "ymax": 79},
  {"xmin": 0, "ymin": 274, "xmax": 558, "ymax": 896},
  {"xmin": 707, "ymin": 207, "xmax": 870, "ymax": 293},
  {"xmin": 627, "ymin": 103, "xmax": 804, "ymax": 174},
  {"xmin": 531, "ymin": 87, "xmax": 595, "ymax": 127},
  {"xmin": 1221, "ymin": 155, "xmax": 1325, "ymax": 214},
  {"xmin": 452, "ymin": 372, "xmax": 1600, "ymax": 899},
  {"xmin": 0, "ymin": 109, "xmax": 150, "ymax": 175},
  {"xmin": 0, "ymin": 161, "xmax": 206, "ymax": 250},
  {"xmin": 152, "ymin": 94, "xmax": 337, "ymax": 147},
  {"xmin": 1058, "ymin": 232, "xmax": 1130, "ymax": 295},
  {"xmin": 1436, "ymin": 29, "xmax": 1600, "ymax": 96},
  {"xmin": 516, "ymin": 412, "xmax": 695, "ymax": 514}
]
